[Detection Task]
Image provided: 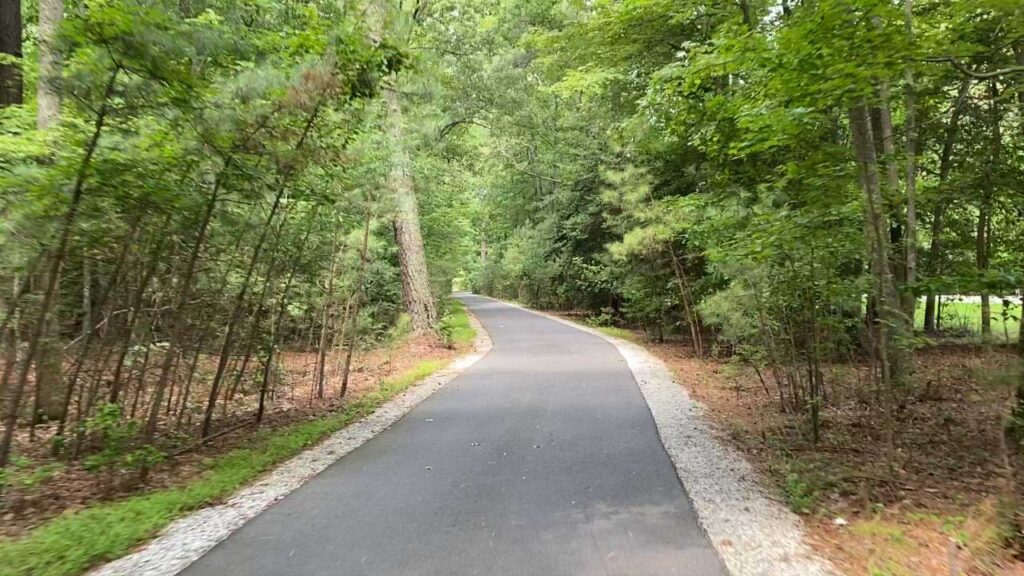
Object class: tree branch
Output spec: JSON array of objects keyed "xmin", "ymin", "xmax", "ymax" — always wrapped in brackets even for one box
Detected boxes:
[
  {"xmin": 438, "ymin": 118, "xmax": 490, "ymax": 139},
  {"xmin": 925, "ymin": 56, "xmax": 1024, "ymax": 79}
]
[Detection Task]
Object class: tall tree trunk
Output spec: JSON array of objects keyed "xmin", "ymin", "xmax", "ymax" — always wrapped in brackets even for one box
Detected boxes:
[
  {"xmin": 901, "ymin": 0, "xmax": 918, "ymax": 326},
  {"xmin": 36, "ymin": 0, "xmax": 62, "ymax": 128},
  {"xmin": 0, "ymin": 67, "xmax": 118, "ymax": 467},
  {"xmin": 667, "ymin": 244, "xmax": 704, "ymax": 356},
  {"xmin": 0, "ymin": 326, "xmax": 17, "ymax": 421},
  {"xmin": 0, "ymin": 0, "xmax": 22, "ymax": 106},
  {"xmin": 849, "ymin": 104, "xmax": 905, "ymax": 394},
  {"xmin": 873, "ymin": 93, "xmax": 907, "ymax": 328},
  {"xmin": 143, "ymin": 167, "xmax": 222, "ymax": 440},
  {"xmin": 314, "ymin": 233, "xmax": 340, "ymax": 400},
  {"xmin": 367, "ymin": 0, "xmax": 435, "ymax": 332},
  {"xmin": 257, "ymin": 212, "xmax": 316, "ymax": 425},
  {"xmin": 81, "ymin": 255, "xmax": 90, "ymax": 337},
  {"xmin": 977, "ymin": 208, "xmax": 991, "ymax": 340},
  {"xmin": 384, "ymin": 85, "xmax": 437, "ymax": 333},
  {"xmin": 32, "ymin": 269, "xmax": 63, "ymax": 425},
  {"xmin": 197, "ymin": 102, "xmax": 322, "ymax": 439},
  {"xmin": 341, "ymin": 209, "xmax": 374, "ymax": 399},
  {"xmin": 851, "ymin": 103, "xmax": 907, "ymax": 471},
  {"xmin": 923, "ymin": 80, "xmax": 970, "ymax": 332},
  {"xmin": 979, "ymin": 80, "xmax": 1000, "ymax": 341},
  {"xmin": 29, "ymin": 0, "xmax": 66, "ymax": 428}
]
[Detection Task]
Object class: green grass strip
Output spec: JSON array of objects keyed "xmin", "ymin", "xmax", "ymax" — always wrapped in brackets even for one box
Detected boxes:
[
  {"xmin": 592, "ymin": 325, "xmax": 637, "ymax": 342},
  {"xmin": 442, "ymin": 298, "xmax": 477, "ymax": 346},
  {"xmin": 0, "ymin": 358, "xmax": 449, "ymax": 576}
]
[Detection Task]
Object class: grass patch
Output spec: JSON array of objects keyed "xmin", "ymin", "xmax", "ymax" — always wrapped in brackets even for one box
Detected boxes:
[
  {"xmin": 440, "ymin": 298, "xmax": 476, "ymax": 347},
  {"xmin": 769, "ymin": 456, "xmax": 842, "ymax": 515},
  {"xmin": 0, "ymin": 459, "xmax": 65, "ymax": 492},
  {"xmin": 851, "ymin": 519, "xmax": 909, "ymax": 545},
  {"xmin": 915, "ymin": 300, "xmax": 1021, "ymax": 342},
  {"xmin": 0, "ymin": 359, "xmax": 449, "ymax": 576},
  {"xmin": 593, "ymin": 326, "xmax": 637, "ymax": 342}
]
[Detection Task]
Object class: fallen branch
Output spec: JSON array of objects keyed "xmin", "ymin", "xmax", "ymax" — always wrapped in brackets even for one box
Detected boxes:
[{"xmin": 169, "ymin": 418, "xmax": 256, "ymax": 458}]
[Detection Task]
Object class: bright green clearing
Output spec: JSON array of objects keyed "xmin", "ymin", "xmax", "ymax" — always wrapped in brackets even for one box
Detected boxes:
[
  {"xmin": 914, "ymin": 300, "xmax": 1021, "ymax": 342},
  {"xmin": 0, "ymin": 358, "xmax": 452, "ymax": 576}
]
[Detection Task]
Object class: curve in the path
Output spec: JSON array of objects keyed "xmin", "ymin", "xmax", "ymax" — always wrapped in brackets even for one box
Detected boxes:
[{"xmin": 179, "ymin": 295, "xmax": 727, "ymax": 576}]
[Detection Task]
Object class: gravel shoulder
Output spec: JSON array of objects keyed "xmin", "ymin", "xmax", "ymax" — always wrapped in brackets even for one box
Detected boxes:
[
  {"xmin": 501, "ymin": 300, "xmax": 838, "ymax": 576},
  {"xmin": 87, "ymin": 315, "xmax": 492, "ymax": 576}
]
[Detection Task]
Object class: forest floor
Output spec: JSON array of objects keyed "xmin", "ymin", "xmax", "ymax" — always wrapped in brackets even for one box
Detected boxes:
[
  {"xmin": 0, "ymin": 334, "xmax": 460, "ymax": 540},
  {"xmin": 556, "ymin": 313, "xmax": 1022, "ymax": 576}
]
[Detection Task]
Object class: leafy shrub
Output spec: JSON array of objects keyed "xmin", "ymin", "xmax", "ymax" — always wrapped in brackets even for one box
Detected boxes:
[
  {"xmin": 82, "ymin": 404, "xmax": 165, "ymax": 475},
  {"xmin": 438, "ymin": 299, "xmax": 475, "ymax": 348},
  {"xmin": 584, "ymin": 308, "xmax": 615, "ymax": 328}
]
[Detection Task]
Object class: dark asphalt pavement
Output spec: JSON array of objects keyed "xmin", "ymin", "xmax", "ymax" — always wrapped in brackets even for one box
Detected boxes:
[{"xmin": 179, "ymin": 295, "xmax": 726, "ymax": 576}]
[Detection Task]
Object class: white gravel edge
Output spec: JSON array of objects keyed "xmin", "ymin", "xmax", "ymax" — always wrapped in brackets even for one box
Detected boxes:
[
  {"xmin": 496, "ymin": 299, "xmax": 838, "ymax": 576},
  {"xmin": 88, "ymin": 314, "xmax": 492, "ymax": 576}
]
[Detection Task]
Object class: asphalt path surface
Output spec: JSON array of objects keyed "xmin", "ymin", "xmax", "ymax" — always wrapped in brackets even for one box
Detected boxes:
[{"xmin": 180, "ymin": 295, "xmax": 726, "ymax": 576}]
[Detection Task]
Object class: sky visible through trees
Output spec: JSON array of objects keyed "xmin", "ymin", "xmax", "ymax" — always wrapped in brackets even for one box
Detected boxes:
[{"xmin": 0, "ymin": 0, "xmax": 1023, "ymax": 574}]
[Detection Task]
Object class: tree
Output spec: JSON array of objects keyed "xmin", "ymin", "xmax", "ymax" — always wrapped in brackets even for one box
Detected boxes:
[
  {"xmin": 0, "ymin": 0, "xmax": 21, "ymax": 106},
  {"xmin": 385, "ymin": 84, "xmax": 437, "ymax": 332},
  {"xmin": 372, "ymin": 0, "xmax": 437, "ymax": 333},
  {"xmin": 36, "ymin": 0, "xmax": 61, "ymax": 128}
]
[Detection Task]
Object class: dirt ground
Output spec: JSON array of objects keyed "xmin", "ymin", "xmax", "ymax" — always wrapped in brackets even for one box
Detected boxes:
[
  {"xmin": 0, "ymin": 334, "xmax": 457, "ymax": 538},
  {"xmin": 646, "ymin": 339, "xmax": 1023, "ymax": 576}
]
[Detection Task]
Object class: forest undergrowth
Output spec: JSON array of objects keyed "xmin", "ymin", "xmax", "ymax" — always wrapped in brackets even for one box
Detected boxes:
[{"xmin": 0, "ymin": 302, "xmax": 473, "ymax": 576}]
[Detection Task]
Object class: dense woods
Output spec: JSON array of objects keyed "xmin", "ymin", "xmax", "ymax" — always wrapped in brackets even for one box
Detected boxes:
[
  {"xmin": 0, "ymin": 0, "xmax": 474, "ymax": 485},
  {"xmin": 429, "ymin": 0, "xmax": 1024, "ymax": 570},
  {"xmin": 1, "ymin": 0, "xmax": 1024, "ymax": 574}
]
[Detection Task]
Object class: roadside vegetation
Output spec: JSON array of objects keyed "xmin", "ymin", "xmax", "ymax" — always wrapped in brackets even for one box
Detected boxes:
[
  {"xmin": 446, "ymin": 1, "xmax": 1023, "ymax": 575},
  {"xmin": 0, "ymin": 301, "xmax": 471, "ymax": 576},
  {"xmin": 0, "ymin": 0, "xmax": 477, "ymax": 565},
  {"xmin": 2, "ymin": 0, "xmax": 1023, "ymax": 575},
  {"xmin": 0, "ymin": 358, "xmax": 449, "ymax": 576},
  {"xmin": 439, "ymin": 299, "xmax": 476, "ymax": 348}
]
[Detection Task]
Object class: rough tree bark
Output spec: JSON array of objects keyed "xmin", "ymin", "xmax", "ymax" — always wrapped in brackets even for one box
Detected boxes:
[
  {"xmin": 384, "ymin": 85, "xmax": 437, "ymax": 333},
  {"xmin": 0, "ymin": 0, "xmax": 22, "ymax": 106},
  {"xmin": 37, "ymin": 0, "xmax": 62, "ymax": 128},
  {"xmin": 32, "ymin": 269, "xmax": 64, "ymax": 424},
  {"xmin": 30, "ymin": 0, "xmax": 66, "ymax": 426},
  {"xmin": 370, "ymin": 0, "xmax": 437, "ymax": 333}
]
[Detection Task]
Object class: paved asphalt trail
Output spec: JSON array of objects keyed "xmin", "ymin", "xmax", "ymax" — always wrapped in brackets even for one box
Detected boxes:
[{"xmin": 180, "ymin": 295, "xmax": 726, "ymax": 576}]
